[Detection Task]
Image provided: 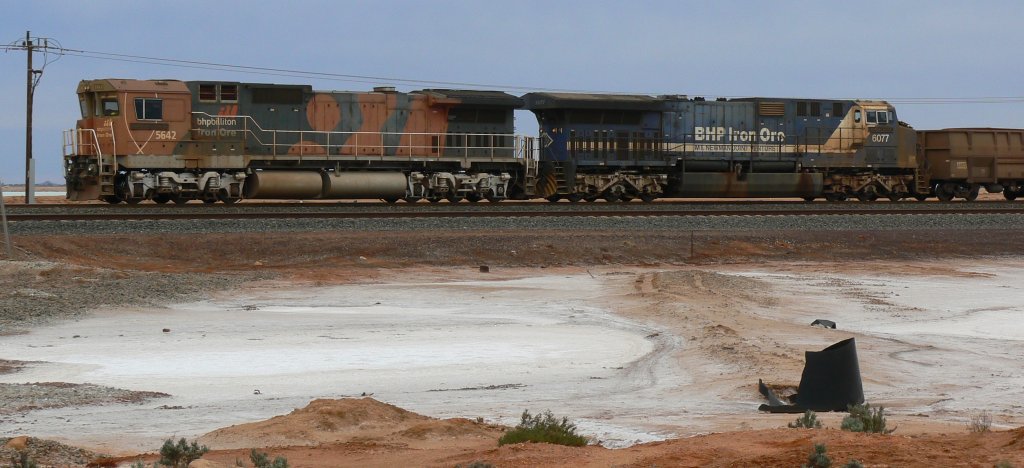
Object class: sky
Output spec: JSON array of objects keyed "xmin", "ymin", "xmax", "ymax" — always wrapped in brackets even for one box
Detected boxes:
[{"xmin": 1, "ymin": 0, "xmax": 1022, "ymax": 184}]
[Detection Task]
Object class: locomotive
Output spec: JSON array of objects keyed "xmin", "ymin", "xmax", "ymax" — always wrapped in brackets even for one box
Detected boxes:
[
  {"xmin": 524, "ymin": 93, "xmax": 919, "ymax": 202},
  {"xmin": 63, "ymin": 78, "xmax": 1024, "ymax": 203},
  {"xmin": 64, "ymin": 79, "xmax": 527, "ymax": 204}
]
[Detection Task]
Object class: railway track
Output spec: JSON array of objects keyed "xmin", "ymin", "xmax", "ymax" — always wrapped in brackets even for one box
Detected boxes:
[{"xmin": 4, "ymin": 201, "xmax": 1024, "ymax": 222}]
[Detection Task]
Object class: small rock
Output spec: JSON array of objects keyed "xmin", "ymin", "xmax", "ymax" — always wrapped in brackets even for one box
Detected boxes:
[
  {"xmin": 479, "ymin": 265, "xmax": 490, "ymax": 273},
  {"xmin": 162, "ymin": 328, "xmax": 171, "ymax": 333},
  {"xmin": 253, "ymin": 261, "xmax": 263, "ymax": 266}
]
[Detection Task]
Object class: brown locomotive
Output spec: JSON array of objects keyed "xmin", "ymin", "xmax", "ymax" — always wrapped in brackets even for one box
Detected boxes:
[{"xmin": 64, "ymin": 79, "xmax": 528, "ymax": 204}]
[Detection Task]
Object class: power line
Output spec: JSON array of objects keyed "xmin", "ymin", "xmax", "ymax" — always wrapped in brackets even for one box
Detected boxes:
[
  {"xmin": 5, "ymin": 42, "xmax": 1024, "ymax": 103},
  {"xmin": 55, "ymin": 47, "xmax": 589, "ymax": 93}
]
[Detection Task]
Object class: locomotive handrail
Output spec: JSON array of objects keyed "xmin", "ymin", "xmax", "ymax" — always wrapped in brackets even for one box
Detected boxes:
[
  {"xmin": 63, "ymin": 128, "xmax": 105, "ymax": 159},
  {"xmin": 189, "ymin": 112, "xmax": 521, "ymax": 161}
]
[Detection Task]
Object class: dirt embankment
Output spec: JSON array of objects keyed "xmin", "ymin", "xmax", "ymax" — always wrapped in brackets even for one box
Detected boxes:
[{"xmin": 96, "ymin": 397, "xmax": 1024, "ymax": 468}]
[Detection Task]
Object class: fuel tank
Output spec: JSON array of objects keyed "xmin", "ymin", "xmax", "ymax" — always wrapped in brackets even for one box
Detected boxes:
[
  {"xmin": 674, "ymin": 172, "xmax": 823, "ymax": 198},
  {"xmin": 243, "ymin": 171, "xmax": 408, "ymax": 199},
  {"xmin": 322, "ymin": 172, "xmax": 407, "ymax": 199}
]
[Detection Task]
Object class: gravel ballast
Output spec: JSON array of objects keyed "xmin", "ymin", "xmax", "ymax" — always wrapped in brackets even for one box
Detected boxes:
[{"xmin": 8, "ymin": 213, "xmax": 1024, "ymax": 236}]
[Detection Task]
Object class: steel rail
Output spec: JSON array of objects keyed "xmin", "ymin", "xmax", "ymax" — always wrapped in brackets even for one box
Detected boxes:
[
  {"xmin": 6, "ymin": 207, "xmax": 1024, "ymax": 222},
  {"xmin": 5, "ymin": 200, "xmax": 1021, "ymax": 210}
]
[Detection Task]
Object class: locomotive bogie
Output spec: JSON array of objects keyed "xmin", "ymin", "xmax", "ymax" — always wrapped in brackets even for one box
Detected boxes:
[
  {"xmin": 573, "ymin": 172, "xmax": 667, "ymax": 201},
  {"xmin": 111, "ymin": 170, "xmax": 246, "ymax": 204}
]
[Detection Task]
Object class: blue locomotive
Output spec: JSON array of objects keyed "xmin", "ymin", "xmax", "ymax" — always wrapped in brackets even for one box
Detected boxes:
[{"xmin": 523, "ymin": 93, "xmax": 919, "ymax": 201}]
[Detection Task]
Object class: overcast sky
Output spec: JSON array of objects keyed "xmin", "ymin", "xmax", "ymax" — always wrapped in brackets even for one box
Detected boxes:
[{"xmin": 2, "ymin": 0, "xmax": 1022, "ymax": 183}]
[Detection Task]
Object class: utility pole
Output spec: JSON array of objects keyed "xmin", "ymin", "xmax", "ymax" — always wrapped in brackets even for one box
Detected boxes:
[{"xmin": 24, "ymin": 30, "xmax": 35, "ymax": 205}]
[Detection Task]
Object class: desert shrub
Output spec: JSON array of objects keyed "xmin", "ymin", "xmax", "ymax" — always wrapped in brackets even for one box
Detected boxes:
[
  {"xmin": 843, "ymin": 461, "xmax": 864, "ymax": 468},
  {"xmin": 841, "ymin": 403, "xmax": 895, "ymax": 434},
  {"xmin": 10, "ymin": 452, "xmax": 38, "ymax": 468},
  {"xmin": 802, "ymin": 443, "xmax": 831, "ymax": 468},
  {"xmin": 158, "ymin": 438, "xmax": 209, "ymax": 468},
  {"xmin": 497, "ymin": 410, "xmax": 588, "ymax": 447},
  {"xmin": 788, "ymin": 410, "xmax": 823, "ymax": 429},
  {"xmin": 994, "ymin": 461, "xmax": 1014, "ymax": 468},
  {"xmin": 967, "ymin": 410, "xmax": 993, "ymax": 433},
  {"xmin": 250, "ymin": 449, "xmax": 288, "ymax": 468}
]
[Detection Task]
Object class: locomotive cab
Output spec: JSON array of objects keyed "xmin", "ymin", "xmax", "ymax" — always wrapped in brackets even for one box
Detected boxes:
[{"xmin": 65, "ymin": 79, "xmax": 193, "ymax": 201}]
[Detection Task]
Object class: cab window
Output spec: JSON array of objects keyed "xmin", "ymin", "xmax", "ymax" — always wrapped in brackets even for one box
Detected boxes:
[
  {"xmin": 102, "ymin": 99, "xmax": 120, "ymax": 117},
  {"xmin": 134, "ymin": 98, "xmax": 163, "ymax": 120},
  {"xmin": 854, "ymin": 110, "xmax": 862, "ymax": 123},
  {"xmin": 866, "ymin": 110, "xmax": 890, "ymax": 125}
]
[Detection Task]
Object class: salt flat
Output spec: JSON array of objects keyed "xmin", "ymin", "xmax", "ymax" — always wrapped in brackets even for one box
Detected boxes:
[{"xmin": 2, "ymin": 260, "xmax": 1022, "ymax": 454}]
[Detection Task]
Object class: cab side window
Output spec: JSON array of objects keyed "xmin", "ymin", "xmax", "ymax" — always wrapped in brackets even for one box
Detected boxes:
[
  {"xmin": 865, "ymin": 110, "xmax": 890, "ymax": 125},
  {"xmin": 102, "ymin": 99, "xmax": 120, "ymax": 116},
  {"xmin": 134, "ymin": 98, "xmax": 163, "ymax": 120}
]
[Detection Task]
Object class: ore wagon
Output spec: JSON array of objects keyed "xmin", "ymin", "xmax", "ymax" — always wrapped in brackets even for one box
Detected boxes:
[{"xmin": 917, "ymin": 128, "xmax": 1024, "ymax": 201}]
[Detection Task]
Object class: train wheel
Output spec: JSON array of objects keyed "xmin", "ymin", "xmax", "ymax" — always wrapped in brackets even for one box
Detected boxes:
[
  {"xmin": 935, "ymin": 189, "xmax": 954, "ymax": 202},
  {"xmin": 619, "ymin": 194, "xmax": 635, "ymax": 202},
  {"xmin": 964, "ymin": 186, "xmax": 980, "ymax": 201},
  {"xmin": 856, "ymin": 193, "xmax": 877, "ymax": 202},
  {"xmin": 802, "ymin": 196, "xmax": 815, "ymax": 202},
  {"xmin": 546, "ymin": 195, "xmax": 561, "ymax": 202},
  {"xmin": 856, "ymin": 188, "xmax": 878, "ymax": 202},
  {"xmin": 218, "ymin": 192, "xmax": 239, "ymax": 204},
  {"xmin": 446, "ymin": 194, "xmax": 463, "ymax": 203},
  {"xmin": 382, "ymin": 197, "xmax": 399, "ymax": 204},
  {"xmin": 603, "ymin": 192, "xmax": 620, "ymax": 203},
  {"xmin": 566, "ymin": 193, "xmax": 583, "ymax": 203},
  {"xmin": 427, "ymin": 196, "xmax": 442, "ymax": 204},
  {"xmin": 824, "ymin": 193, "xmax": 846, "ymax": 202},
  {"xmin": 584, "ymin": 196, "xmax": 598, "ymax": 202},
  {"xmin": 465, "ymin": 194, "xmax": 482, "ymax": 203},
  {"xmin": 887, "ymin": 193, "xmax": 902, "ymax": 202},
  {"xmin": 914, "ymin": 194, "xmax": 929, "ymax": 201},
  {"xmin": 639, "ymin": 193, "xmax": 657, "ymax": 203},
  {"xmin": 152, "ymin": 194, "xmax": 171, "ymax": 204},
  {"xmin": 1004, "ymin": 191, "xmax": 1018, "ymax": 201},
  {"xmin": 102, "ymin": 195, "xmax": 121, "ymax": 204},
  {"xmin": 125, "ymin": 197, "xmax": 142, "ymax": 205},
  {"xmin": 486, "ymin": 195, "xmax": 503, "ymax": 203},
  {"xmin": 403, "ymin": 197, "xmax": 421, "ymax": 203}
]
